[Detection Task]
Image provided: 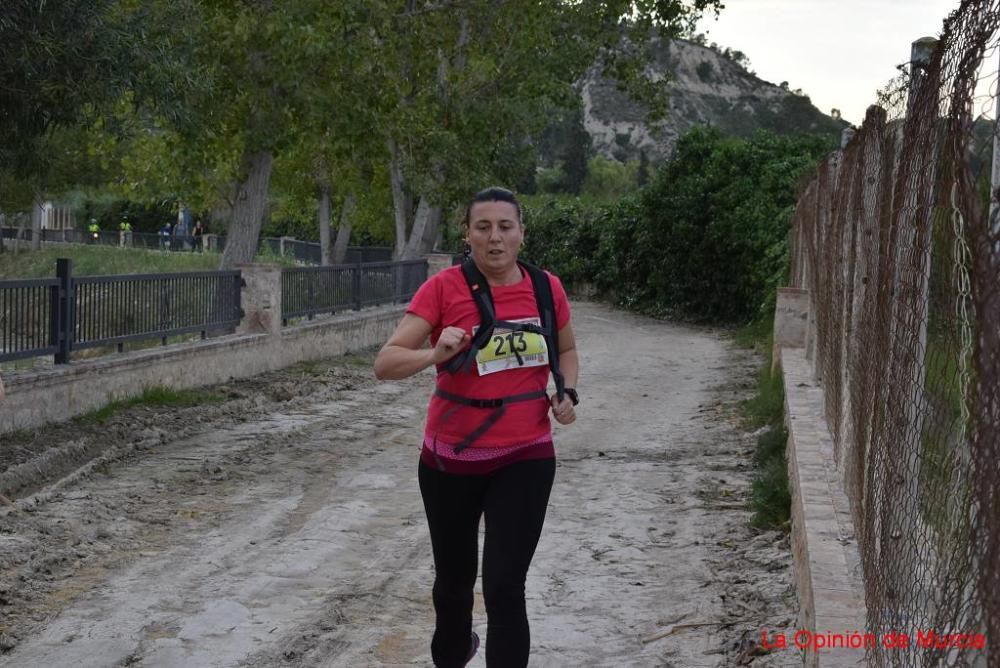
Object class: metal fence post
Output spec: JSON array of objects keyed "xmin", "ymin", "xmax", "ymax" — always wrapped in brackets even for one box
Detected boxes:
[
  {"xmin": 353, "ymin": 261, "xmax": 363, "ymax": 311},
  {"xmin": 53, "ymin": 258, "xmax": 74, "ymax": 364},
  {"xmin": 233, "ymin": 272, "xmax": 243, "ymax": 331},
  {"xmin": 160, "ymin": 280, "xmax": 168, "ymax": 346},
  {"xmin": 990, "ymin": 48, "xmax": 1000, "ymax": 252},
  {"xmin": 393, "ymin": 262, "xmax": 401, "ymax": 303}
]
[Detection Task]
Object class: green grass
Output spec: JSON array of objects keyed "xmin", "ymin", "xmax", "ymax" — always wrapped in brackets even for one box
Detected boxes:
[
  {"xmin": 0, "ymin": 242, "xmax": 303, "ymax": 279},
  {"xmin": 0, "ymin": 245, "xmax": 221, "ymax": 279},
  {"xmin": 743, "ymin": 360, "xmax": 785, "ymax": 430},
  {"xmin": 918, "ymin": 429, "xmax": 955, "ymax": 532},
  {"xmin": 750, "ymin": 433, "xmax": 792, "ymax": 530},
  {"xmin": 740, "ymin": 335, "xmax": 792, "ymax": 531},
  {"xmin": 341, "ymin": 353, "xmax": 375, "ymax": 368},
  {"xmin": 753, "ymin": 423, "xmax": 788, "ymax": 468},
  {"xmin": 294, "ymin": 360, "xmax": 327, "ymax": 376},
  {"xmin": 915, "ymin": 332, "xmax": 970, "ymax": 531},
  {"xmin": 253, "ymin": 243, "xmax": 300, "ymax": 268},
  {"xmin": 733, "ymin": 317, "xmax": 773, "ymax": 350},
  {"xmin": 924, "ymin": 333, "xmax": 964, "ymax": 424},
  {"xmin": 75, "ymin": 386, "xmax": 225, "ymax": 425},
  {"xmin": 3, "ymin": 427, "xmax": 36, "ymax": 442}
]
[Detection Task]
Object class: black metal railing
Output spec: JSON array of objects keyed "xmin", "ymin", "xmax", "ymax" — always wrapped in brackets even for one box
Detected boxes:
[
  {"xmin": 2, "ymin": 256, "xmax": 427, "ymax": 363},
  {"xmin": 72, "ymin": 271, "xmax": 242, "ymax": 351},
  {"xmin": 0, "ymin": 260, "xmax": 242, "ymax": 364},
  {"xmin": 0, "ymin": 277, "xmax": 60, "ymax": 362},
  {"xmin": 282, "ymin": 259, "xmax": 427, "ymax": 322}
]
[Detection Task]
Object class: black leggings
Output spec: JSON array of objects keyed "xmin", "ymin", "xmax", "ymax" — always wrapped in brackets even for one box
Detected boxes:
[{"xmin": 418, "ymin": 457, "xmax": 556, "ymax": 668}]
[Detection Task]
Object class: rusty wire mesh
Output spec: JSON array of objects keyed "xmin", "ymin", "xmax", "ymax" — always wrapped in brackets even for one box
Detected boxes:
[{"xmin": 788, "ymin": 1, "xmax": 1000, "ymax": 665}]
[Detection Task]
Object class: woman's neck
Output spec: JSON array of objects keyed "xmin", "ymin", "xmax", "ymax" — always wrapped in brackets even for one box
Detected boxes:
[{"xmin": 479, "ymin": 262, "xmax": 523, "ymax": 287}]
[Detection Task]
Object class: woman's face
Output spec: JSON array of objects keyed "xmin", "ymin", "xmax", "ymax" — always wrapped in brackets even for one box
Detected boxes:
[{"xmin": 465, "ymin": 200, "xmax": 524, "ymax": 274}]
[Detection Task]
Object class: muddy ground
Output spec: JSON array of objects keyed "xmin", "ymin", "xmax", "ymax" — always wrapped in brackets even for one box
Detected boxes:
[{"xmin": 0, "ymin": 301, "xmax": 800, "ymax": 667}]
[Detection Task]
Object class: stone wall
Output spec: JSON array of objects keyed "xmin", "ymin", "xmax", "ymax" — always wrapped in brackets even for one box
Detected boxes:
[
  {"xmin": 0, "ymin": 298, "xmax": 405, "ymax": 435},
  {"xmin": 773, "ymin": 287, "xmax": 866, "ymax": 668}
]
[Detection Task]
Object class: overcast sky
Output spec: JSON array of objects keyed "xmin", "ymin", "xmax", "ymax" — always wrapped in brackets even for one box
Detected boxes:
[{"xmin": 695, "ymin": 0, "xmax": 991, "ymax": 126}]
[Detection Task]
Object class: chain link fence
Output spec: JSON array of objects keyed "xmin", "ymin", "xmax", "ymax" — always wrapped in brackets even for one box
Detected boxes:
[{"xmin": 789, "ymin": 1, "xmax": 1000, "ymax": 665}]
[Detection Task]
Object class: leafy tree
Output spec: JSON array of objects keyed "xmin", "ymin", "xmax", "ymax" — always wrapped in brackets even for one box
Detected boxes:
[
  {"xmin": 0, "ymin": 0, "xmax": 194, "ymax": 242},
  {"xmin": 1, "ymin": 0, "xmax": 123, "ymax": 197},
  {"xmin": 4, "ymin": 0, "xmax": 722, "ymax": 265},
  {"xmin": 197, "ymin": 1, "xmax": 352, "ymax": 267},
  {"xmin": 561, "ymin": 106, "xmax": 592, "ymax": 195},
  {"xmin": 99, "ymin": 2, "xmax": 390, "ymax": 267},
  {"xmin": 582, "ymin": 156, "xmax": 638, "ymax": 199},
  {"xmin": 373, "ymin": 0, "xmax": 722, "ymax": 259},
  {"xmin": 633, "ymin": 127, "xmax": 832, "ymax": 321},
  {"xmin": 637, "ymin": 150, "xmax": 651, "ymax": 187},
  {"xmin": 525, "ymin": 128, "xmax": 833, "ymax": 322}
]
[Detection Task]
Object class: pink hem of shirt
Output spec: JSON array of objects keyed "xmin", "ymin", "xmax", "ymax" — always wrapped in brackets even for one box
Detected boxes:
[{"xmin": 420, "ymin": 436, "xmax": 555, "ymax": 475}]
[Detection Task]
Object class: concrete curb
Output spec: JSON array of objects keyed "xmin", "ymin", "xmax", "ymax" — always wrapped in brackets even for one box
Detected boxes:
[{"xmin": 782, "ymin": 347, "xmax": 867, "ymax": 667}]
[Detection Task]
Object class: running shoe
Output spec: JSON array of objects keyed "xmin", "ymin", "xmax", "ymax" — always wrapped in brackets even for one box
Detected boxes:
[{"xmin": 465, "ymin": 631, "xmax": 480, "ymax": 665}]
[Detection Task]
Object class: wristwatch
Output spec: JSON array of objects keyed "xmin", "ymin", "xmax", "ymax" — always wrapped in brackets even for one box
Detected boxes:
[{"xmin": 564, "ymin": 387, "xmax": 579, "ymax": 406}]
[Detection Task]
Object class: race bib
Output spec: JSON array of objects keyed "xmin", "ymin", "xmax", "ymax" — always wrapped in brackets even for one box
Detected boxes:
[{"xmin": 474, "ymin": 317, "xmax": 549, "ymax": 376}]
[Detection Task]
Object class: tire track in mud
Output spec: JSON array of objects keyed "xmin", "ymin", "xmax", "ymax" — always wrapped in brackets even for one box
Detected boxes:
[
  {"xmin": 1, "ymin": 302, "xmax": 799, "ymax": 667},
  {"xmin": 1, "ymin": 362, "xmax": 437, "ymax": 667}
]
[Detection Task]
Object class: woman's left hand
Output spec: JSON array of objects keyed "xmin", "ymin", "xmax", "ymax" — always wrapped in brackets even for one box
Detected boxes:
[{"xmin": 550, "ymin": 394, "xmax": 576, "ymax": 425}]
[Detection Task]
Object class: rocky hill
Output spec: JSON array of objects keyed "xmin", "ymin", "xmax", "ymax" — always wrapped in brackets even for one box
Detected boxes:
[{"xmin": 582, "ymin": 37, "xmax": 845, "ymax": 162}]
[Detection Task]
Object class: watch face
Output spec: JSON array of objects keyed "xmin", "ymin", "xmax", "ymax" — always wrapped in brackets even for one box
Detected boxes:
[{"xmin": 565, "ymin": 388, "xmax": 579, "ymax": 406}]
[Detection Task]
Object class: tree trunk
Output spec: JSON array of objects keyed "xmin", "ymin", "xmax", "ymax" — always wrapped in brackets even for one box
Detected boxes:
[
  {"xmin": 318, "ymin": 183, "xmax": 332, "ymax": 265},
  {"xmin": 422, "ymin": 204, "xmax": 442, "ymax": 251},
  {"xmin": 220, "ymin": 151, "xmax": 273, "ymax": 268},
  {"xmin": 402, "ymin": 197, "xmax": 441, "ymax": 259},
  {"xmin": 31, "ymin": 197, "xmax": 43, "ymax": 251},
  {"xmin": 15, "ymin": 213, "xmax": 28, "ymax": 253},
  {"xmin": 387, "ymin": 139, "xmax": 409, "ymax": 260},
  {"xmin": 332, "ymin": 193, "xmax": 356, "ymax": 265},
  {"xmin": 210, "ymin": 195, "xmax": 234, "ymax": 232}
]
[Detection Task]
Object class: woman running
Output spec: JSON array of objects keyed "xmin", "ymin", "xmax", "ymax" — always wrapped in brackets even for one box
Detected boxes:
[{"xmin": 374, "ymin": 186, "xmax": 579, "ymax": 667}]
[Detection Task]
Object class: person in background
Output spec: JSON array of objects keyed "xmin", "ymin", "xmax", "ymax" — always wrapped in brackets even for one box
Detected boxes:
[
  {"xmin": 87, "ymin": 219, "xmax": 100, "ymax": 244},
  {"xmin": 119, "ymin": 217, "xmax": 132, "ymax": 247},
  {"xmin": 159, "ymin": 222, "xmax": 172, "ymax": 250},
  {"xmin": 192, "ymin": 220, "xmax": 204, "ymax": 252}
]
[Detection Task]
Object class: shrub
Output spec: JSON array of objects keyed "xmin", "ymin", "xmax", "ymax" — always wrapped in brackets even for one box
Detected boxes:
[
  {"xmin": 522, "ymin": 127, "xmax": 832, "ymax": 324},
  {"xmin": 696, "ymin": 60, "xmax": 714, "ymax": 82},
  {"xmin": 581, "ymin": 156, "xmax": 639, "ymax": 199},
  {"xmin": 743, "ymin": 359, "xmax": 786, "ymax": 429},
  {"xmin": 751, "ymin": 447, "xmax": 791, "ymax": 530},
  {"xmin": 632, "ymin": 127, "xmax": 831, "ymax": 322}
]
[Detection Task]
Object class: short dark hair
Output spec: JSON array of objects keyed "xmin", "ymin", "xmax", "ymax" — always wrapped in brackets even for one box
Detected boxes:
[{"xmin": 462, "ymin": 186, "xmax": 522, "ymax": 227}]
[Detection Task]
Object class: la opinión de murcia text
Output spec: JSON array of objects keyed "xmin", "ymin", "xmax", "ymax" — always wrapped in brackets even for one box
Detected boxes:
[{"xmin": 761, "ymin": 629, "xmax": 987, "ymax": 652}]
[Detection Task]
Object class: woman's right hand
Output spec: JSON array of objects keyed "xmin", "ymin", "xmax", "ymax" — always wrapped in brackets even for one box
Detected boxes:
[{"xmin": 432, "ymin": 326, "xmax": 471, "ymax": 365}]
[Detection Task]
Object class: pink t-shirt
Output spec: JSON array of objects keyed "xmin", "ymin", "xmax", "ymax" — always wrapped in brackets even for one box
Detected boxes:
[{"xmin": 407, "ymin": 264, "xmax": 571, "ymax": 448}]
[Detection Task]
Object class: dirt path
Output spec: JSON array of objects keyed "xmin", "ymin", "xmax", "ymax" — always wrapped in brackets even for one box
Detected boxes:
[{"xmin": 0, "ymin": 301, "xmax": 798, "ymax": 667}]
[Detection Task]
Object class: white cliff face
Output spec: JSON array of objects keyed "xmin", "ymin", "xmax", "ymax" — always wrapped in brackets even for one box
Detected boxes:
[{"xmin": 582, "ymin": 38, "xmax": 839, "ymax": 161}]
